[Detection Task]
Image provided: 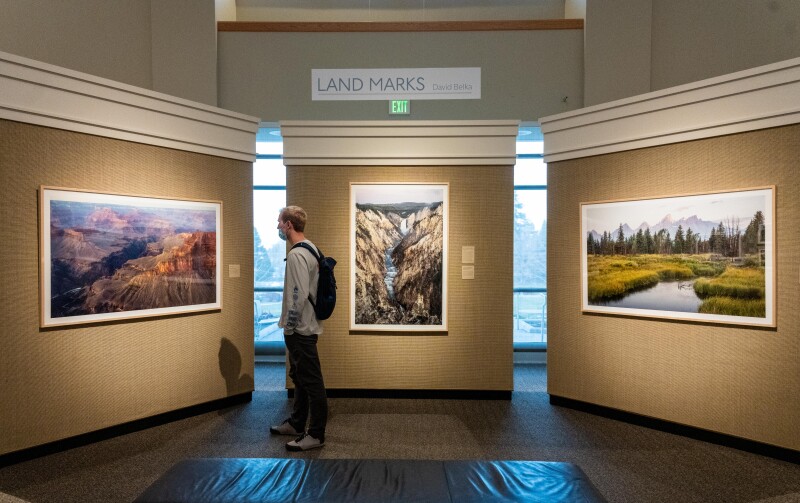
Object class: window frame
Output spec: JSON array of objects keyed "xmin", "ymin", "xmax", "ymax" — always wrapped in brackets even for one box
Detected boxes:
[
  {"xmin": 514, "ymin": 152, "xmax": 547, "ymax": 352},
  {"xmin": 254, "ymin": 152, "xmax": 287, "ymax": 355}
]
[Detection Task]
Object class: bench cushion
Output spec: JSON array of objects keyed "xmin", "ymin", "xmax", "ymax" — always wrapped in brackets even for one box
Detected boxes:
[
  {"xmin": 297, "ymin": 459, "xmax": 452, "ymax": 503},
  {"xmin": 444, "ymin": 460, "xmax": 606, "ymax": 502},
  {"xmin": 135, "ymin": 458, "xmax": 606, "ymax": 502}
]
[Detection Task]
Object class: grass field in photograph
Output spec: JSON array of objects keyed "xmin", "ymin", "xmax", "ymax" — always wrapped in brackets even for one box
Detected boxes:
[{"xmin": 587, "ymin": 254, "xmax": 765, "ymax": 317}]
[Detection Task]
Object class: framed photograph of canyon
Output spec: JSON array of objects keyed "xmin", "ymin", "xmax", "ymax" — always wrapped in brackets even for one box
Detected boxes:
[
  {"xmin": 39, "ymin": 187, "xmax": 222, "ymax": 327},
  {"xmin": 350, "ymin": 183, "xmax": 448, "ymax": 332},
  {"xmin": 581, "ymin": 186, "xmax": 775, "ymax": 327}
]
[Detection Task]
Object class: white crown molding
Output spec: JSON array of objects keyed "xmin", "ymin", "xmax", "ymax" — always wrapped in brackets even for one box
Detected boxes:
[
  {"xmin": 280, "ymin": 120, "xmax": 519, "ymax": 166},
  {"xmin": 0, "ymin": 51, "xmax": 259, "ymax": 162},
  {"xmin": 539, "ymin": 57, "xmax": 800, "ymax": 163}
]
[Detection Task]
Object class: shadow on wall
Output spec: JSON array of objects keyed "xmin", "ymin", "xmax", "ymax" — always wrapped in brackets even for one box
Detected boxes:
[{"xmin": 218, "ymin": 338, "xmax": 255, "ymax": 396}]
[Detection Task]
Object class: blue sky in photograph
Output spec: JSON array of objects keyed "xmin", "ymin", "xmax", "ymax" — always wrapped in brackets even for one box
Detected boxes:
[
  {"xmin": 585, "ymin": 190, "xmax": 769, "ymax": 233},
  {"xmin": 355, "ymin": 185, "xmax": 444, "ymax": 205},
  {"xmin": 51, "ymin": 201, "xmax": 217, "ymax": 232}
]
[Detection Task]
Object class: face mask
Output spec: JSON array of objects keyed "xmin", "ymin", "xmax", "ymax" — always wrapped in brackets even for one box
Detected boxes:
[{"xmin": 278, "ymin": 228, "xmax": 287, "ymax": 241}]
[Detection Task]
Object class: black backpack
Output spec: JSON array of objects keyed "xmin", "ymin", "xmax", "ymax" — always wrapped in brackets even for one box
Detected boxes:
[{"xmin": 290, "ymin": 242, "xmax": 337, "ymax": 321}]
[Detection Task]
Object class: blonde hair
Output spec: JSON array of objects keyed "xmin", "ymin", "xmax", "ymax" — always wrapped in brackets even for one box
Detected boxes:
[{"xmin": 280, "ymin": 206, "xmax": 307, "ymax": 232}]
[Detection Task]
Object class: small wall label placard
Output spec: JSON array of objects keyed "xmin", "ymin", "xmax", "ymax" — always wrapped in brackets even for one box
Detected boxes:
[{"xmin": 462, "ymin": 265, "xmax": 475, "ymax": 280}]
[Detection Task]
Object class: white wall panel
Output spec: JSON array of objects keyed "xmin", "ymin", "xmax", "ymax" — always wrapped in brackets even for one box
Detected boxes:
[
  {"xmin": 0, "ymin": 51, "xmax": 259, "ymax": 162},
  {"xmin": 281, "ymin": 120, "xmax": 519, "ymax": 166},
  {"xmin": 541, "ymin": 57, "xmax": 800, "ymax": 163}
]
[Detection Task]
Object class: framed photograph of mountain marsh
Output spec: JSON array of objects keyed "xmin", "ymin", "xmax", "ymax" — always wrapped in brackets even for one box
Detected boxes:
[
  {"xmin": 581, "ymin": 187, "xmax": 775, "ymax": 327},
  {"xmin": 350, "ymin": 183, "xmax": 448, "ymax": 332},
  {"xmin": 39, "ymin": 187, "xmax": 222, "ymax": 327}
]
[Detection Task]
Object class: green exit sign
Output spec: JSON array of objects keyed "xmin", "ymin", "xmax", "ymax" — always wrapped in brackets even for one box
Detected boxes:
[{"xmin": 390, "ymin": 100, "xmax": 410, "ymax": 115}]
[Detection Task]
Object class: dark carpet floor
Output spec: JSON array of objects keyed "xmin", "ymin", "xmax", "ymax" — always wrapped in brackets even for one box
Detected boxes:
[{"xmin": 0, "ymin": 363, "xmax": 798, "ymax": 502}]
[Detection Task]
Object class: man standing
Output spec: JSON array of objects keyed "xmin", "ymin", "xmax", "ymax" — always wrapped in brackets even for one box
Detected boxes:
[{"xmin": 269, "ymin": 206, "xmax": 327, "ymax": 451}]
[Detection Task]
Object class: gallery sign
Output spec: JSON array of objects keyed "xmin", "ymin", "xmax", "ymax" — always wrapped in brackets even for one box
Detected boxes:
[{"xmin": 312, "ymin": 68, "xmax": 481, "ymax": 101}]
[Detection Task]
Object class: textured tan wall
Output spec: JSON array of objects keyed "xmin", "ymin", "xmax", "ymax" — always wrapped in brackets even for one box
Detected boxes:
[
  {"xmin": 0, "ymin": 120, "xmax": 254, "ymax": 456},
  {"xmin": 287, "ymin": 165, "xmax": 514, "ymax": 391},
  {"xmin": 547, "ymin": 124, "xmax": 800, "ymax": 451}
]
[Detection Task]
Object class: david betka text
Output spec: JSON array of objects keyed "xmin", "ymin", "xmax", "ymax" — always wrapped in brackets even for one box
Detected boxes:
[{"xmin": 431, "ymin": 82, "xmax": 472, "ymax": 91}]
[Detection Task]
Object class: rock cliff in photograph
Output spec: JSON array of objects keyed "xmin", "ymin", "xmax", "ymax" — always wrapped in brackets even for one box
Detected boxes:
[
  {"xmin": 83, "ymin": 231, "xmax": 216, "ymax": 313},
  {"xmin": 354, "ymin": 201, "xmax": 443, "ymax": 326},
  {"xmin": 49, "ymin": 203, "xmax": 217, "ymax": 318}
]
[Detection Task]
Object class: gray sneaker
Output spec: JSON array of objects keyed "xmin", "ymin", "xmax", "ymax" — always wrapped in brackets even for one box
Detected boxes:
[
  {"xmin": 286, "ymin": 433, "xmax": 324, "ymax": 451},
  {"xmin": 270, "ymin": 420, "xmax": 302, "ymax": 436}
]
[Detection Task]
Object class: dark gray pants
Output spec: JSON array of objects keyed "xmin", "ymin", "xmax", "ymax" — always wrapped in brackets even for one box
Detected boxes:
[{"xmin": 284, "ymin": 332, "xmax": 327, "ymax": 440}]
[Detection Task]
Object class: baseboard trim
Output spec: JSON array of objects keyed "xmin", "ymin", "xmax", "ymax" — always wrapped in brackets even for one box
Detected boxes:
[
  {"xmin": 0, "ymin": 392, "xmax": 252, "ymax": 468},
  {"xmin": 549, "ymin": 395, "xmax": 799, "ymax": 464},
  {"xmin": 289, "ymin": 388, "xmax": 512, "ymax": 400}
]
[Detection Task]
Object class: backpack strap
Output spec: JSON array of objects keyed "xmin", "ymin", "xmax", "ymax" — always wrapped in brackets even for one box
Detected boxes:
[
  {"xmin": 289, "ymin": 242, "xmax": 321, "ymax": 307},
  {"xmin": 290, "ymin": 241, "xmax": 322, "ymax": 262}
]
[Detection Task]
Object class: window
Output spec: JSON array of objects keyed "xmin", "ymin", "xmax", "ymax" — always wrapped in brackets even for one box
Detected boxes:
[
  {"xmin": 253, "ymin": 127, "xmax": 285, "ymax": 354},
  {"xmin": 514, "ymin": 127, "xmax": 547, "ymax": 349}
]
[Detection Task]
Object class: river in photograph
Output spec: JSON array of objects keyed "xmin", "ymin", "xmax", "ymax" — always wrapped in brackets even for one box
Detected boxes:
[
  {"xmin": 384, "ymin": 245, "xmax": 398, "ymax": 300},
  {"xmin": 594, "ymin": 280, "xmax": 703, "ymax": 312}
]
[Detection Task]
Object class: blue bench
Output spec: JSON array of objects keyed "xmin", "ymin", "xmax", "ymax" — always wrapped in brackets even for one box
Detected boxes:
[{"xmin": 135, "ymin": 458, "xmax": 606, "ymax": 502}]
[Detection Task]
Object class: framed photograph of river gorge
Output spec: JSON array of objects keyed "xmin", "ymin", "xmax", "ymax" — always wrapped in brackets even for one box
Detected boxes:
[
  {"xmin": 581, "ymin": 186, "xmax": 775, "ymax": 327},
  {"xmin": 350, "ymin": 183, "xmax": 448, "ymax": 332},
  {"xmin": 39, "ymin": 186, "xmax": 222, "ymax": 327}
]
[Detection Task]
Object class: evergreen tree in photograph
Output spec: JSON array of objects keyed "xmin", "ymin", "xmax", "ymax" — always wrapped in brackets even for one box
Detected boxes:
[
  {"xmin": 616, "ymin": 224, "xmax": 626, "ymax": 255},
  {"xmin": 709, "ymin": 227, "xmax": 718, "ymax": 254},
  {"xmin": 674, "ymin": 225, "xmax": 685, "ymax": 254},
  {"xmin": 742, "ymin": 210, "xmax": 765, "ymax": 255},
  {"xmin": 644, "ymin": 227, "xmax": 654, "ymax": 254},
  {"xmin": 635, "ymin": 229, "xmax": 645, "ymax": 255},
  {"xmin": 587, "ymin": 233, "xmax": 597, "ymax": 255},
  {"xmin": 685, "ymin": 227, "xmax": 695, "ymax": 255},
  {"xmin": 715, "ymin": 222, "xmax": 727, "ymax": 255}
]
